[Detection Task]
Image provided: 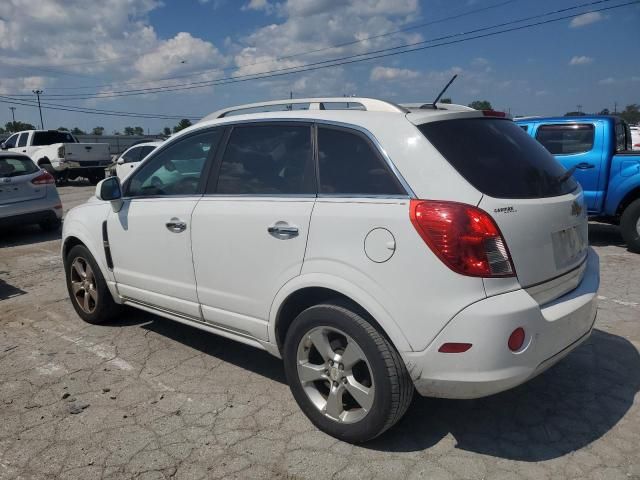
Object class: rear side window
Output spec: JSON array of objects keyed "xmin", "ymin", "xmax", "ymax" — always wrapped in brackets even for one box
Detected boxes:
[
  {"xmin": 535, "ymin": 124, "xmax": 594, "ymax": 155},
  {"xmin": 0, "ymin": 156, "xmax": 38, "ymax": 177},
  {"xmin": 317, "ymin": 127, "xmax": 405, "ymax": 195},
  {"xmin": 214, "ymin": 125, "xmax": 314, "ymax": 195},
  {"xmin": 17, "ymin": 133, "xmax": 28, "ymax": 148},
  {"xmin": 615, "ymin": 122, "xmax": 627, "ymax": 152},
  {"xmin": 32, "ymin": 131, "xmax": 76, "ymax": 146},
  {"xmin": 419, "ymin": 118, "xmax": 578, "ymax": 199}
]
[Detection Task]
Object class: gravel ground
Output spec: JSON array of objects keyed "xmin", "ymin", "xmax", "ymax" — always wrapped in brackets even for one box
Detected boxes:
[{"xmin": 1, "ymin": 183, "xmax": 639, "ymax": 480}]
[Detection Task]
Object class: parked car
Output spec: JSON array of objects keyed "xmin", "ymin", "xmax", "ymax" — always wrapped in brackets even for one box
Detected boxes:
[
  {"xmin": 630, "ymin": 125, "xmax": 640, "ymax": 150},
  {"xmin": 0, "ymin": 152, "xmax": 62, "ymax": 231},
  {"xmin": 61, "ymin": 97, "xmax": 599, "ymax": 443},
  {"xmin": 516, "ymin": 116, "xmax": 640, "ymax": 251},
  {"xmin": 1, "ymin": 130, "xmax": 111, "ymax": 185},
  {"xmin": 112, "ymin": 141, "xmax": 163, "ymax": 180}
]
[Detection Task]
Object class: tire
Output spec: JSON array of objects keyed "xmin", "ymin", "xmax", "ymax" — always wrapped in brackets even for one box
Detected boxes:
[
  {"xmin": 283, "ymin": 302, "xmax": 414, "ymax": 443},
  {"xmin": 64, "ymin": 245, "xmax": 120, "ymax": 324},
  {"xmin": 620, "ymin": 198, "xmax": 640, "ymax": 253},
  {"xmin": 40, "ymin": 163, "xmax": 59, "ymax": 183},
  {"xmin": 39, "ymin": 217, "xmax": 61, "ymax": 232},
  {"xmin": 88, "ymin": 171, "xmax": 105, "ymax": 185}
]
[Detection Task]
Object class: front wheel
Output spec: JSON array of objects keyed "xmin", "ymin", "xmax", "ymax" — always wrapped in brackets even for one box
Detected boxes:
[
  {"xmin": 283, "ymin": 302, "xmax": 414, "ymax": 443},
  {"xmin": 620, "ymin": 198, "xmax": 640, "ymax": 253},
  {"xmin": 64, "ymin": 245, "xmax": 120, "ymax": 324}
]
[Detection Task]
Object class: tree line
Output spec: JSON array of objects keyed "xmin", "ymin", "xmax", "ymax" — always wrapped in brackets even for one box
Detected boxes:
[{"xmin": 0, "ymin": 119, "xmax": 193, "ymax": 135}]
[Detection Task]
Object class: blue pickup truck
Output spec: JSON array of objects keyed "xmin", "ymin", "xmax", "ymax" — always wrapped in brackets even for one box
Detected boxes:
[{"xmin": 516, "ymin": 115, "xmax": 640, "ymax": 252}]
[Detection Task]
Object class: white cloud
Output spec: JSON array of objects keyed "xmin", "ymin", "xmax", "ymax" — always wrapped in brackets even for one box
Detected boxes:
[
  {"xmin": 569, "ymin": 55, "xmax": 594, "ymax": 66},
  {"xmin": 599, "ymin": 77, "xmax": 616, "ymax": 85},
  {"xmin": 471, "ymin": 57, "xmax": 489, "ymax": 67},
  {"xmin": 370, "ymin": 66, "xmax": 419, "ymax": 82},
  {"xmin": 569, "ymin": 12, "xmax": 603, "ymax": 28},
  {"xmin": 242, "ymin": 0, "xmax": 273, "ymax": 12}
]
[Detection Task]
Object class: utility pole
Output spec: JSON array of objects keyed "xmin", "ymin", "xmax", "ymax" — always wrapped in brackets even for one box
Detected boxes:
[
  {"xmin": 32, "ymin": 90, "xmax": 44, "ymax": 129},
  {"xmin": 9, "ymin": 107, "xmax": 16, "ymax": 132},
  {"xmin": 614, "ymin": 102, "xmax": 618, "ymax": 114}
]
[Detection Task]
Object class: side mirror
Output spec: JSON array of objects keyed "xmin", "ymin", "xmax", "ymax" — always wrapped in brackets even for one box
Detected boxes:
[
  {"xmin": 0, "ymin": 143, "xmax": 7, "ymax": 150},
  {"xmin": 95, "ymin": 177, "xmax": 123, "ymax": 212},
  {"xmin": 116, "ymin": 157, "xmax": 125, "ymax": 165}
]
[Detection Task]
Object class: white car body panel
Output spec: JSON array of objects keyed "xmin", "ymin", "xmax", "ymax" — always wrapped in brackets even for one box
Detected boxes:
[{"xmin": 115, "ymin": 141, "xmax": 162, "ymax": 180}]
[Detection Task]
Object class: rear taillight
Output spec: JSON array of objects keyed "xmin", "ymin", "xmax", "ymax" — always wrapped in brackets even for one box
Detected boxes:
[
  {"xmin": 409, "ymin": 199, "xmax": 515, "ymax": 278},
  {"xmin": 31, "ymin": 170, "xmax": 55, "ymax": 185}
]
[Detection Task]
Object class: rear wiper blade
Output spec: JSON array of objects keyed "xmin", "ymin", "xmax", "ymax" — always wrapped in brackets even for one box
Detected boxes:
[{"xmin": 556, "ymin": 165, "xmax": 577, "ymax": 184}]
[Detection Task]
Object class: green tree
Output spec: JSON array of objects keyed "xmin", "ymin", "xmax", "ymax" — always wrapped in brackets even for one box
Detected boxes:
[
  {"xmin": 58, "ymin": 126, "xmax": 69, "ymax": 131},
  {"xmin": 173, "ymin": 119, "xmax": 192, "ymax": 133},
  {"xmin": 133, "ymin": 126, "xmax": 144, "ymax": 136},
  {"xmin": 468, "ymin": 100, "xmax": 493, "ymax": 110},
  {"xmin": 92, "ymin": 126, "xmax": 104, "ymax": 135},
  {"xmin": 163, "ymin": 127, "xmax": 171, "ymax": 136},
  {"xmin": 0, "ymin": 126, "xmax": 4, "ymax": 134},
  {"xmin": 598, "ymin": 108, "xmax": 610, "ymax": 115},
  {"xmin": 5, "ymin": 121, "xmax": 36, "ymax": 132},
  {"xmin": 71, "ymin": 127, "xmax": 86, "ymax": 135},
  {"xmin": 123, "ymin": 126, "xmax": 135, "ymax": 135},
  {"xmin": 440, "ymin": 98, "xmax": 452, "ymax": 104},
  {"xmin": 564, "ymin": 111, "xmax": 586, "ymax": 117},
  {"xmin": 619, "ymin": 104, "xmax": 640, "ymax": 125}
]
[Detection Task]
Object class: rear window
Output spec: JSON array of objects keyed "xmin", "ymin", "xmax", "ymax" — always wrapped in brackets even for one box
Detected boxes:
[
  {"xmin": 535, "ymin": 124, "xmax": 594, "ymax": 155},
  {"xmin": 0, "ymin": 156, "xmax": 39, "ymax": 177},
  {"xmin": 32, "ymin": 131, "xmax": 77, "ymax": 146},
  {"xmin": 418, "ymin": 118, "xmax": 578, "ymax": 199}
]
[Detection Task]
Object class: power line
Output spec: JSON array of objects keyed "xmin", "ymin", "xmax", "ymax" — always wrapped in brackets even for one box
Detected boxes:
[
  {"xmin": 17, "ymin": 0, "xmax": 631, "ymax": 102},
  {"xmin": 31, "ymin": 0, "xmax": 520, "ymax": 92}
]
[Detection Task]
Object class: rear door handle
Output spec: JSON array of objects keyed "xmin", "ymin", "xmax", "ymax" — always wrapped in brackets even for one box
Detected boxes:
[
  {"xmin": 268, "ymin": 224, "xmax": 299, "ymax": 239},
  {"xmin": 166, "ymin": 218, "xmax": 187, "ymax": 233},
  {"xmin": 576, "ymin": 162, "xmax": 595, "ymax": 169}
]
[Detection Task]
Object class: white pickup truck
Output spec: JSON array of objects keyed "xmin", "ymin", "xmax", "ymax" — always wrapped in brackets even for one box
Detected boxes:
[{"xmin": 1, "ymin": 130, "xmax": 111, "ymax": 184}]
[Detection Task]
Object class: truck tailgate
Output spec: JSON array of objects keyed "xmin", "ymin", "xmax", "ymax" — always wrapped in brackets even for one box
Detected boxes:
[{"xmin": 64, "ymin": 143, "xmax": 110, "ymax": 162}]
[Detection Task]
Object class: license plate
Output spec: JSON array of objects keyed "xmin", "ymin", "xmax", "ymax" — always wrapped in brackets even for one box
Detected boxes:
[{"xmin": 552, "ymin": 226, "xmax": 586, "ymax": 269}]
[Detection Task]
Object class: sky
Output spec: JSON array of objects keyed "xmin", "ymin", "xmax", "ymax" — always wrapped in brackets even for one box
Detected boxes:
[{"xmin": 0, "ymin": 0, "xmax": 638, "ymax": 134}]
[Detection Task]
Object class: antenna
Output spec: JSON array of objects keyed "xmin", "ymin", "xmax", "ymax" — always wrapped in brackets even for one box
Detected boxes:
[{"xmin": 432, "ymin": 74, "xmax": 458, "ymax": 109}]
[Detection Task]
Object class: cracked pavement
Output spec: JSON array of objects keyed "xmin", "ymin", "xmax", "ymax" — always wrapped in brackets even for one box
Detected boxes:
[{"xmin": 1, "ymin": 184, "xmax": 639, "ymax": 479}]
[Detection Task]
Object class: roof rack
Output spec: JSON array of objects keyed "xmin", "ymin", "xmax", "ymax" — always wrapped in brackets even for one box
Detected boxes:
[
  {"xmin": 202, "ymin": 97, "xmax": 408, "ymax": 121},
  {"xmin": 400, "ymin": 102, "xmax": 475, "ymax": 112}
]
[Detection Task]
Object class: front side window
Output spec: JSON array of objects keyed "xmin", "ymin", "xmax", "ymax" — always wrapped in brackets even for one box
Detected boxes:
[
  {"xmin": 127, "ymin": 129, "xmax": 222, "ymax": 197},
  {"xmin": 32, "ymin": 131, "xmax": 76, "ymax": 146},
  {"xmin": 17, "ymin": 133, "xmax": 28, "ymax": 148},
  {"xmin": 4, "ymin": 134, "xmax": 18, "ymax": 148},
  {"xmin": 317, "ymin": 127, "xmax": 405, "ymax": 195},
  {"xmin": 214, "ymin": 124, "xmax": 313, "ymax": 195},
  {"xmin": 535, "ymin": 124, "xmax": 594, "ymax": 155},
  {"xmin": 121, "ymin": 147, "xmax": 141, "ymax": 163},
  {"xmin": 138, "ymin": 145, "xmax": 156, "ymax": 160}
]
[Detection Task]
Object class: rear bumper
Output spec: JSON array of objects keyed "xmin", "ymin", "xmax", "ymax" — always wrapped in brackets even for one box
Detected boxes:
[
  {"xmin": 0, "ymin": 209, "xmax": 60, "ymax": 227},
  {"xmin": 404, "ymin": 248, "xmax": 599, "ymax": 399}
]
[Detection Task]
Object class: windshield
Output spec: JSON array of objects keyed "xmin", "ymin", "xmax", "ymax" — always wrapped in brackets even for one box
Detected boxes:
[
  {"xmin": 418, "ymin": 118, "xmax": 578, "ymax": 199},
  {"xmin": 0, "ymin": 156, "xmax": 39, "ymax": 177},
  {"xmin": 32, "ymin": 131, "xmax": 77, "ymax": 146}
]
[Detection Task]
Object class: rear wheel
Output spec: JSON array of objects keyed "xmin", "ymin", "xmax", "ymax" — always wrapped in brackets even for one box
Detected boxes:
[
  {"xmin": 620, "ymin": 198, "xmax": 640, "ymax": 252},
  {"xmin": 283, "ymin": 302, "xmax": 414, "ymax": 443},
  {"xmin": 64, "ymin": 245, "xmax": 120, "ymax": 324}
]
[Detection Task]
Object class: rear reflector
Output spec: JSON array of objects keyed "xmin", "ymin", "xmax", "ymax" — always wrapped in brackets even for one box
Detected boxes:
[
  {"xmin": 438, "ymin": 342, "xmax": 472, "ymax": 353},
  {"xmin": 31, "ymin": 170, "xmax": 55, "ymax": 185},
  {"xmin": 508, "ymin": 327, "xmax": 525, "ymax": 351},
  {"xmin": 409, "ymin": 200, "xmax": 515, "ymax": 277}
]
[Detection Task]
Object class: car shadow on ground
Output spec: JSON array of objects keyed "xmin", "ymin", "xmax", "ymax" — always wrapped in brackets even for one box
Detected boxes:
[
  {"xmin": 368, "ymin": 329, "xmax": 640, "ymax": 459},
  {"xmin": 123, "ymin": 310, "xmax": 639, "ymax": 461},
  {"xmin": 0, "ymin": 225, "xmax": 61, "ymax": 248},
  {"xmin": 588, "ymin": 221, "xmax": 627, "ymax": 248},
  {"xmin": 0, "ymin": 278, "xmax": 27, "ymax": 300}
]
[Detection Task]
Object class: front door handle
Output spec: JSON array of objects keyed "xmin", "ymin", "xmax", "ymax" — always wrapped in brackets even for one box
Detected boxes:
[
  {"xmin": 166, "ymin": 218, "xmax": 187, "ymax": 233},
  {"xmin": 576, "ymin": 162, "xmax": 595, "ymax": 169},
  {"xmin": 268, "ymin": 223, "xmax": 299, "ymax": 239}
]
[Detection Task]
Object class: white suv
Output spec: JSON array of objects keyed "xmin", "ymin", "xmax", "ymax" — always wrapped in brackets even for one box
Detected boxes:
[{"xmin": 61, "ymin": 97, "xmax": 599, "ymax": 442}]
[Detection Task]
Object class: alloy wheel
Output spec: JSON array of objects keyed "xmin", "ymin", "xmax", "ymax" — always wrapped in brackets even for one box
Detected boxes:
[{"xmin": 70, "ymin": 257, "xmax": 98, "ymax": 314}]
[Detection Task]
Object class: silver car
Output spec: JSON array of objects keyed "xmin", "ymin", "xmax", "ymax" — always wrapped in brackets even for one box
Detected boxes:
[{"xmin": 0, "ymin": 152, "xmax": 63, "ymax": 231}]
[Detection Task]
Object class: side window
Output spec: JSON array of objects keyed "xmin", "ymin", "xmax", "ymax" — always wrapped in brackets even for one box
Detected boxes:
[
  {"xmin": 139, "ymin": 146, "xmax": 156, "ymax": 159},
  {"xmin": 127, "ymin": 129, "xmax": 222, "ymax": 197},
  {"xmin": 121, "ymin": 147, "xmax": 141, "ymax": 163},
  {"xmin": 4, "ymin": 134, "xmax": 18, "ymax": 148},
  {"xmin": 214, "ymin": 124, "xmax": 313, "ymax": 195},
  {"xmin": 17, "ymin": 133, "xmax": 28, "ymax": 148},
  {"xmin": 535, "ymin": 124, "xmax": 594, "ymax": 155},
  {"xmin": 615, "ymin": 122, "xmax": 627, "ymax": 152},
  {"xmin": 317, "ymin": 127, "xmax": 405, "ymax": 195}
]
